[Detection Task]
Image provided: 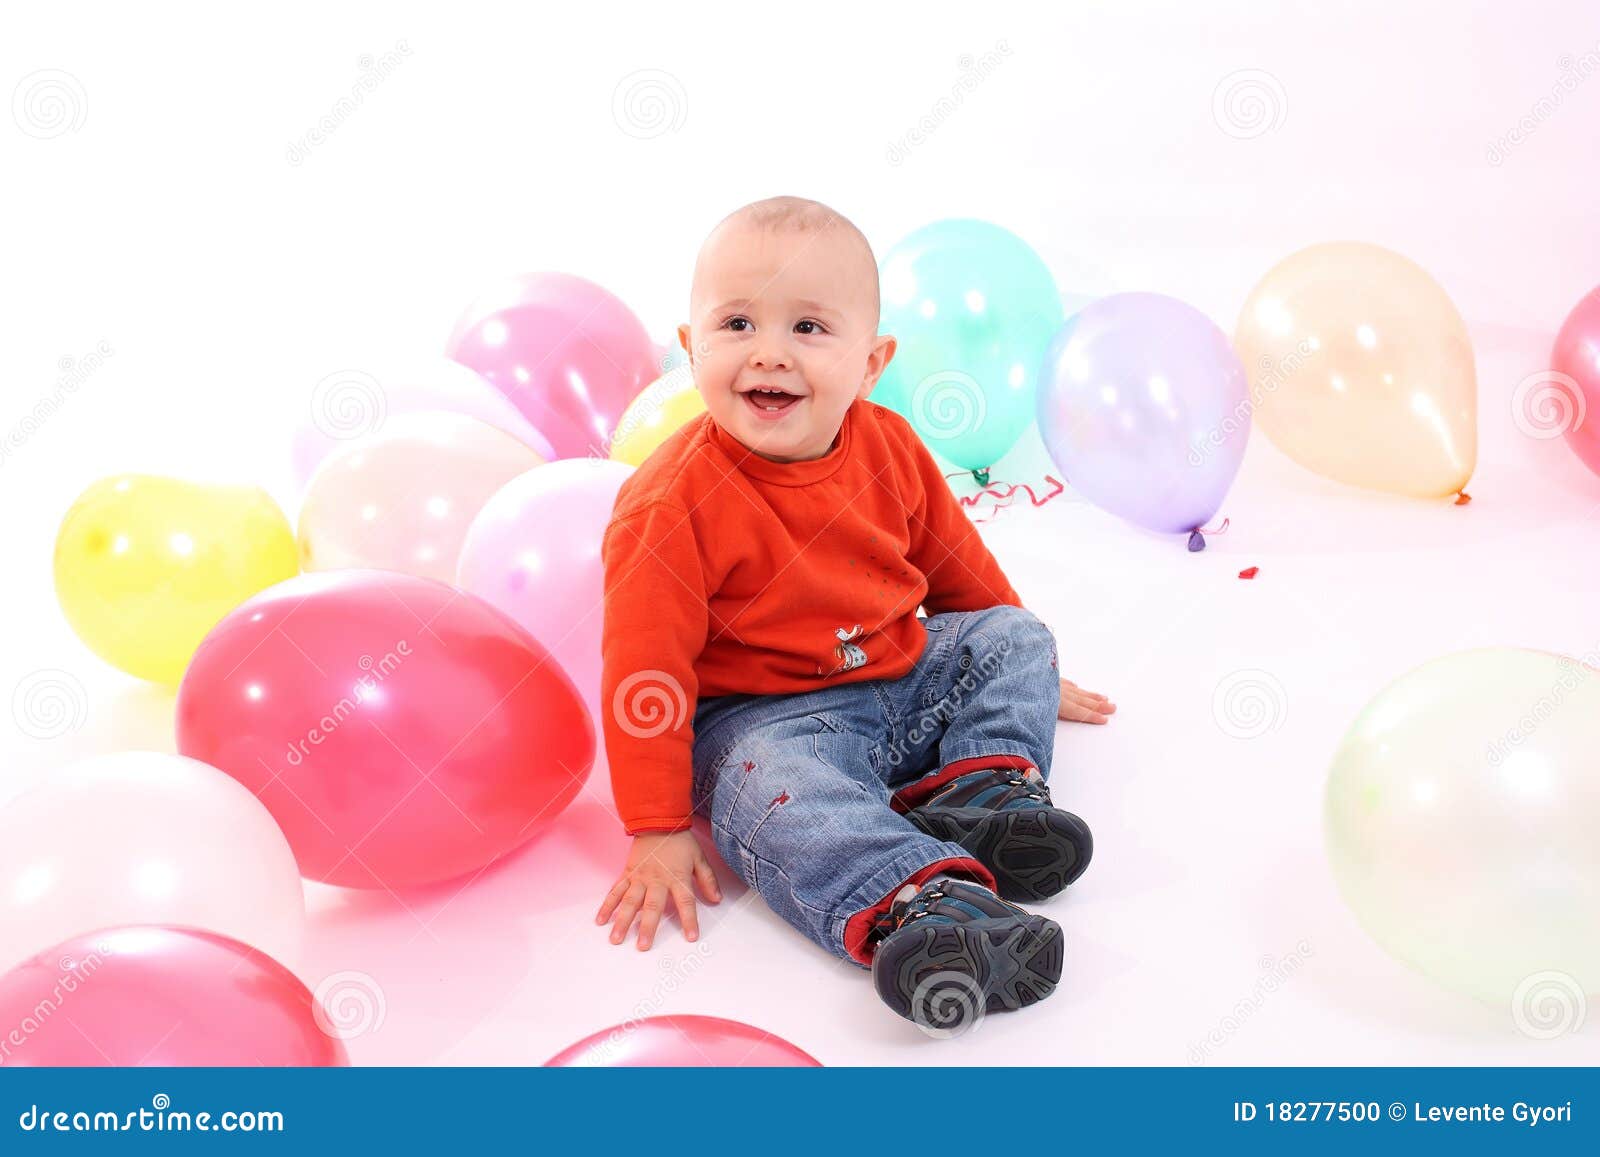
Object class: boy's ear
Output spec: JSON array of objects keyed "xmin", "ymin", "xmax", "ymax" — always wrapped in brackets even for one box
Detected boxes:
[
  {"xmin": 857, "ymin": 333, "xmax": 897, "ymax": 400},
  {"xmin": 677, "ymin": 323, "xmax": 693, "ymax": 362}
]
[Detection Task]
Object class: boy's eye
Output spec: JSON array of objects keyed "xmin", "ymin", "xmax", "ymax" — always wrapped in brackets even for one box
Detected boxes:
[
  {"xmin": 725, "ymin": 317, "xmax": 750, "ymax": 331},
  {"xmin": 795, "ymin": 320, "xmax": 826, "ymax": 335}
]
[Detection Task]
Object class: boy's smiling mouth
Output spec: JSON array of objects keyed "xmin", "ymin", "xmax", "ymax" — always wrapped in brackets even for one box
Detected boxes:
[{"xmin": 739, "ymin": 385, "xmax": 804, "ymax": 419}]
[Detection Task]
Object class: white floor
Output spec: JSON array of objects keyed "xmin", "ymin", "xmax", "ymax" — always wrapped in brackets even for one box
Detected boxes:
[{"xmin": 5, "ymin": 322, "xmax": 1596, "ymax": 1066}]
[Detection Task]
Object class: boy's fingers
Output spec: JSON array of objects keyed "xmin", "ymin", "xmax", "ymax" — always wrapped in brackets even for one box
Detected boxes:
[
  {"xmin": 636, "ymin": 884, "xmax": 669, "ymax": 951},
  {"xmin": 693, "ymin": 858, "xmax": 723, "ymax": 904},
  {"xmin": 596, "ymin": 876, "xmax": 630, "ymax": 923},
  {"xmin": 671, "ymin": 885, "xmax": 700, "ymax": 943},
  {"xmin": 609, "ymin": 881, "xmax": 646, "ymax": 944}
]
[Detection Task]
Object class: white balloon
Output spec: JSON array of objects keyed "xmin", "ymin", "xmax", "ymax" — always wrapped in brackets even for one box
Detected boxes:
[
  {"xmin": 291, "ymin": 357, "xmax": 556, "ymax": 489},
  {"xmin": 1326, "ymin": 647, "xmax": 1600, "ymax": 1009},
  {"xmin": 0, "ymin": 751, "xmax": 306, "ymax": 976},
  {"xmin": 298, "ymin": 411, "xmax": 546, "ymax": 584}
]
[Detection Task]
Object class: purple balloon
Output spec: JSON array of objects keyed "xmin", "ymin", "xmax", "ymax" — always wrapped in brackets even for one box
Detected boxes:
[{"xmin": 1036, "ymin": 292, "xmax": 1248, "ymax": 538}]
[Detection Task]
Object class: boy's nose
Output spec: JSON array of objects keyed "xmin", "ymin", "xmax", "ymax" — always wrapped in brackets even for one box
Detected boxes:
[{"xmin": 749, "ymin": 342, "xmax": 792, "ymax": 371}]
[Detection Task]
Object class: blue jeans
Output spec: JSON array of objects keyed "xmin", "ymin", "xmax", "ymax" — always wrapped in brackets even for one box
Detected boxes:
[{"xmin": 690, "ymin": 605, "xmax": 1061, "ymax": 967}]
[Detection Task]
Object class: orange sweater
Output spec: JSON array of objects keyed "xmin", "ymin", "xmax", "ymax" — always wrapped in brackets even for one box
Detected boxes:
[{"xmin": 600, "ymin": 397, "xmax": 1024, "ymax": 834}]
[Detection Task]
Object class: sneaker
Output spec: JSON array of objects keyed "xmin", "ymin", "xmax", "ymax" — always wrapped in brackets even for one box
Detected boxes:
[
  {"xmin": 904, "ymin": 767, "xmax": 1092, "ymax": 902},
  {"xmin": 871, "ymin": 876, "xmax": 1063, "ymax": 1034}
]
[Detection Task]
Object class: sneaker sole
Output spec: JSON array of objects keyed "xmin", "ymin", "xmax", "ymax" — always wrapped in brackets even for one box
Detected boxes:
[
  {"xmin": 910, "ymin": 807, "xmax": 1093, "ymax": 902},
  {"xmin": 873, "ymin": 916, "xmax": 1063, "ymax": 1033}
]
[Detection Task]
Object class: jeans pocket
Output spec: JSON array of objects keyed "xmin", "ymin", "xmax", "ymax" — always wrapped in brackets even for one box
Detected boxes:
[{"xmin": 808, "ymin": 713, "xmax": 883, "ymax": 786}]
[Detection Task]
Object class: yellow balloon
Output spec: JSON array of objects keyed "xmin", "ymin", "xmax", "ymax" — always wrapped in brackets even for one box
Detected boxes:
[
  {"xmin": 609, "ymin": 365, "xmax": 706, "ymax": 467},
  {"xmin": 54, "ymin": 475, "xmax": 299, "ymax": 685},
  {"xmin": 1234, "ymin": 242, "xmax": 1477, "ymax": 498}
]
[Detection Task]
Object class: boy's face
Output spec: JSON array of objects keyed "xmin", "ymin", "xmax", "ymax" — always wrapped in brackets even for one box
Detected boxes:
[{"xmin": 679, "ymin": 220, "xmax": 896, "ymax": 463}]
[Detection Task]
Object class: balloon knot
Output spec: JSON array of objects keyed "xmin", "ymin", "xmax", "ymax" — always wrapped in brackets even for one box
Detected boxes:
[
  {"xmin": 1454, "ymin": 490, "xmax": 1472, "ymax": 506},
  {"xmin": 972, "ymin": 467, "xmax": 991, "ymax": 487},
  {"xmin": 1187, "ymin": 530, "xmax": 1206, "ymax": 552},
  {"xmin": 1238, "ymin": 566, "xmax": 1259, "ymax": 580}
]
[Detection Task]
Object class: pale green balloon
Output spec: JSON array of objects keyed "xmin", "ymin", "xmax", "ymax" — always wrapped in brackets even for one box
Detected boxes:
[
  {"xmin": 1325, "ymin": 647, "xmax": 1600, "ymax": 1015},
  {"xmin": 876, "ymin": 219, "xmax": 1062, "ymax": 473}
]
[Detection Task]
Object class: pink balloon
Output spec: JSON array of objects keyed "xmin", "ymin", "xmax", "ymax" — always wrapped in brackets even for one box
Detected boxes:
[
  {"xmin": 176, "ymin": 569, "xmax": 594, "ymax": 889},
  {"xmin": 445, "ymin": 272, "xmax": 658, "ymax": 460},
  {"xmin": 456, "ymin": 458, "xmax": 634, "ymax": 717},
  {"xmin": 0, "ymin": 926, "xmax": 347, "ymax": 1067},
  {"xmin": 1551, "ymin": 284, "xmax": 1600, "ymax": 480},
  {"xmin": 545, "ymin": 1015, "xmax": 821, "ymax": 1067}
]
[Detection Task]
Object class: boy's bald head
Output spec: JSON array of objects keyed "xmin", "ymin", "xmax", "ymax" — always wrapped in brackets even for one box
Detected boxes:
[{"xmin": 691, "ymin": 195, "xmax": 880, "ymax": 330}]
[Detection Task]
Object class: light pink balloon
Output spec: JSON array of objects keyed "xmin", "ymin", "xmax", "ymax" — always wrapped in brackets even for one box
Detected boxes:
[
  {"xmin": 0, "ymin": 925, "xmax": 347, "ymax": 1067},
  {"xmin": 545, "ymin": 1015, "xmax": 821, "ymax": 1067},
  {"xmin": 445, "ymin": 272, "xmax": 658, "ymax": 460},
  {"xmin": 456, "ymin": 458, "xmax": 634, "ymax": 716},
  {"xmin": 298, "ymin": 412, "xmax": 547, "ymax": 584},
  {"xmin": 0, "ymin": 751, "xmax": 306, "ymax": 976},
  {"xmin": 291, "ymin": 357, "xmax": 556, "ymax": 490}
]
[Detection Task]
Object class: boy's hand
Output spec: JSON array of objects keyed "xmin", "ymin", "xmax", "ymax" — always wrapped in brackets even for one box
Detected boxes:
[
  {"xmin": 1059, "ymin": 677, "xmax": 1116, "ymax": 723},
  {"xmin": 596, "ymin": 829, "xmax": 723, "ymax": 951}
]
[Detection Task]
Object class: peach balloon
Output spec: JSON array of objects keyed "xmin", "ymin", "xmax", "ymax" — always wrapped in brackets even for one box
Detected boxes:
[
  {"xmin": 1234, "ymin": 242, "xmax": 1477, "ymax": 498},
  {"xmin": 297, "ymin": 412, "xmax": 546, "ymax": 583},
  {"xmin": 0, "ymin": 752, "xmax": 305, "ymax": 976}
]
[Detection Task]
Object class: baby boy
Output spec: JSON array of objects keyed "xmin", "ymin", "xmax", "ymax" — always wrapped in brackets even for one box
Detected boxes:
[{"xmin": 595, "ymin": 196, "xmax": 1114, "ymax": 1031}]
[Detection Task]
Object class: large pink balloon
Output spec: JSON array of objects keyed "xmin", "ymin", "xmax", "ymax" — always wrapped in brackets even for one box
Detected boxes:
[
  {"xmin": 445, "ymin": 272, "xmax": 658, "ymax": 460},
  {"xmin": 1550, "ymin": 284, "xmax": 1600, "ymax": 480},
  {"xmin": 456, "ymin": 458, "xmax": 634, "ymax": 717},
  {"xmin": 175, "ymin": 570, "xmax": 594, "ymax": 889},
  {"xmin": 0, "ymin": 926, "xmax": 348, "ymax": 1066},
  {"xmin": 545, "ymin": 1015, "xmax": 821, "ymax": 1067}
]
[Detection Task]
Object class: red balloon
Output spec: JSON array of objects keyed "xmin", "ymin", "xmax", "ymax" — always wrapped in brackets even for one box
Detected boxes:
[
  {"xmin": 545, "ymin": 1015, "xmax": 821, "ymax": 1067},
  {"xmin": 176, "ymin": 570, "xmax": 593, "ymax": 888},
  {"xmin": 1551, "ymin": 284, "xmax": 1600, "ymax": 480},
  {"xmin": 445, "ymin": 272, "xmax": 658, "ymax": 460},
  {"xmin": 0, "ymin": 926, "xmax": 347, "ymax": 1067}
]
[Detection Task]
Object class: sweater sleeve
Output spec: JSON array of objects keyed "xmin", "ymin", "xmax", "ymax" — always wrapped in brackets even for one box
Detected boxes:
[
  {"xmin": 600, "ymin": 499, "xmax": 709, "ymax": 835},
  {"xmin": 902, "ymin": 430, "xmax": 1025, "ymax": 615}
]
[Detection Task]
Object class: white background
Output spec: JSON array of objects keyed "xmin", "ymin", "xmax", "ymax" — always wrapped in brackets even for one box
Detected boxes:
[{"xmin": 3, "ymin": 1, "xmax": 1598, "ymax": 1064}]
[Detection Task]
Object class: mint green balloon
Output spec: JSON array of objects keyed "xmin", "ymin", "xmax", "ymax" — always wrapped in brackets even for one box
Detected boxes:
[{"xmin": 876, "ymin": 219, "xmax": 1063, "ymax": 472}]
